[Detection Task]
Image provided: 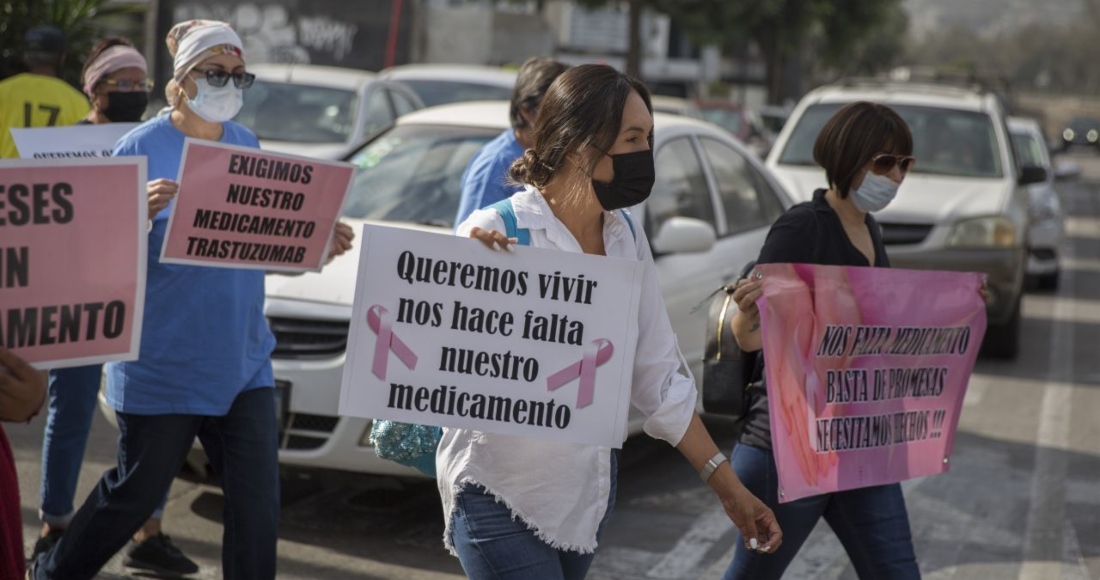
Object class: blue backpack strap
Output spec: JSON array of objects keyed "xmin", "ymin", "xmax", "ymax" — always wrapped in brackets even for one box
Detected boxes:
[
  {"xmin": 486, "ymin": 198, "xmax": 530, "ymax": 246},
  {"xmin": 619, "ymin": 209, "xmax": 636, "ymax": 241}
]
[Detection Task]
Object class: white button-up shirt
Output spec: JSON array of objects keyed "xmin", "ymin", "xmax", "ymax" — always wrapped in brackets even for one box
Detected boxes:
[{"xmin": 438, "ymin": 186, "xmax": 698, "ymax": 554}]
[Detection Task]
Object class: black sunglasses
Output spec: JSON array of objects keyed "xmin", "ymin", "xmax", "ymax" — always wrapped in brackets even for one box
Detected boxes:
[
  {"xmin": 192, "ymin": 69, "xmax": 256, "ymax": 89},
  {"xmin": 871, "ymin": 153, "xmax": 916, "ymax": 175}
]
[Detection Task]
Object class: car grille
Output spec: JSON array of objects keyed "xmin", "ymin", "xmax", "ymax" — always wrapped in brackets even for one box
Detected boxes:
[
  {"xmin": 269, "ymin": 317, "xmax": 349, "ymax": 359},
  {"xmin": 279, "ymin": 412, "xmax": 340, "ymax": 452},
  {"xmin": 879, "ymin": 223, "xmax": 933, "ymax": 246}
]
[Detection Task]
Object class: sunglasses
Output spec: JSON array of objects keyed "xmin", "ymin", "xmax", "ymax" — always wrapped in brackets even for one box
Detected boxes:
[
  {"xmin": 101, "ymin": 79, "xmax": 154, "ymax": 93},
  {"xmin": 871, "ymin": 153, "xmax": 916, "ymax": 175},
  {"xmin": 192, "ymin": 69, "xmax": 256, "ymax": 90}
]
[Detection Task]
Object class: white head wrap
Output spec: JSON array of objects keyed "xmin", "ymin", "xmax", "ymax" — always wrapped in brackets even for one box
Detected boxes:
[{"xmin": 169, "ymin": 21, "xmax": 244, "ymax": 84}]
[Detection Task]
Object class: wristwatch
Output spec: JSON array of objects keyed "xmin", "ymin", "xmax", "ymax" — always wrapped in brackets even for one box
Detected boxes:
[{"xmin": 699, "ymin": 451, "xmax": 729, "ymax": 483}]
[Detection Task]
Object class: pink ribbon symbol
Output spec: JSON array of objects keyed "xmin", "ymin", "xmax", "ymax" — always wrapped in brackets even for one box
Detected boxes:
[
  {"xmin": 367, "ymin": 305, "xmax": 418, "ymax": 381},
  {"xmin": 546, "ymin": 339, "xmax": 614, "ymax": 409}
]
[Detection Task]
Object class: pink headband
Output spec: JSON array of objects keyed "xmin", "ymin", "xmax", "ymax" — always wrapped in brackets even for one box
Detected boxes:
[{"xmin": 82, "ymin": 46, "xmax": 147, "ymax": 96}]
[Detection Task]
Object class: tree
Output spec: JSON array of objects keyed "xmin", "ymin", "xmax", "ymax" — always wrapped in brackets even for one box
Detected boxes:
[
  {"xmin": 814, "ymin": 0, "xmax": 908, "ymax": 78},
  {"xmin": 651, "ymin": 0, "xmax": 905, "ymax": 103},
  {"xmin": 0, "ymin": 0, "xmax": 140, "ymax": 83}
]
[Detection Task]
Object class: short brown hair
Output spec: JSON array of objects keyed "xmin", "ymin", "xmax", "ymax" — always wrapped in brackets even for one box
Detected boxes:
[
  {"xmin": 509, "ymin": 64, "xmax": 651, "ymax": 189},
  {"xmin": 813, "ymin": 101, "xmax": 913, "ymax": 198}
]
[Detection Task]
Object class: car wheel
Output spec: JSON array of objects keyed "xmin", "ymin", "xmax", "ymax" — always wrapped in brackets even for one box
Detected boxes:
[
  {"xmin": 981, "ymin": 298, "xmax": 1021, "ymax": 360},
  {"xmin": 1037, "ymin": 269, "xmax": 1060, "ymax": 291}
]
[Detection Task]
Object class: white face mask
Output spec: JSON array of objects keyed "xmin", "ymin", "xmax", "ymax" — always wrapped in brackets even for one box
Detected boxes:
[
  {"xmin": 186, "ymin": 78, "xmax": 243, "ymax": 123},
  {"xmin": 850, "ymin": 172, "xmax": 900, "ymax": 213}
]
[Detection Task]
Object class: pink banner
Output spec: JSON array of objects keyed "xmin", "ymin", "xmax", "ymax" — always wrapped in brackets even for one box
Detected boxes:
[
  {"xmin": 0, "ymin": 158, "xmax": 147, "ymax": 367},
  {"xmin": 160, "ymin": 139, "xmax": 354, "ymax": 272},
  {"xmin": 756, "ymin": 264, "xmax": 987, "ymax": 503}
]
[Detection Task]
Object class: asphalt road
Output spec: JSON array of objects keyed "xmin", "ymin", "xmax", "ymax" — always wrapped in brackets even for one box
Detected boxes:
[{"xmin": 10, "ymin": 151, "xmax": 1100, "ymax": 580}]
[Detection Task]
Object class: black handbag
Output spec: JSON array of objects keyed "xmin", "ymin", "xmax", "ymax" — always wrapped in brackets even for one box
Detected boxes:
[{"xmin": 699, "ymin": 261, "xmax": 760, "ymax": 417}]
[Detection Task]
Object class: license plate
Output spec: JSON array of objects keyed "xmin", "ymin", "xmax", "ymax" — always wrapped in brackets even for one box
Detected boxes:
[{"xmin": 274, "ymin": 380, "xmax": 291, "ymax": 430}]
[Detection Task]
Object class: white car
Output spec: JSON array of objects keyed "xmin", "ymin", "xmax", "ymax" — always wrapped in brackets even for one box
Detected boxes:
[
  {"xmin": 377, "ymin": 64, "xmax": 516, "ymax": 108},
  {"xmin": 765, "ymin": 80, "xmax": 1039, "ymax": 359},
  {"xmin": 260, "ymin": 101, "xmax": 795, "ymax": 476},
  {"xmin": 235, "ymin": 64, "xmax": 423, "ymax": 160},
  {"xmin": 1007, "ymin": 116, "xmax": 1065, "ymax": 289}
]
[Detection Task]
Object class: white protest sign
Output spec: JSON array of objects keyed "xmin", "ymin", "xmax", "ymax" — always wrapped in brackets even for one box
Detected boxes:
[
  {"xmin": 11, "ymin": 123, "xmax": 139, "ymax": 159},
  {"xmin": 339, "ymin": 224, "xmax": 645, "ymax": 448}
]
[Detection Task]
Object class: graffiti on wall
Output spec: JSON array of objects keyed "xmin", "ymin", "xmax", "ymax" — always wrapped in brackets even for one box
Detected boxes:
[{"xmin": 172, "ymin": 2, "xmax": 359, "ymax": 65}]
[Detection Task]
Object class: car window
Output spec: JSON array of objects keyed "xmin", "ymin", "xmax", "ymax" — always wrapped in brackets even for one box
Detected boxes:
[
  {"xmin": 700, "ymin": 108, "xmax": 745, "ymax": 137},
  {"xmin": 777, "ymin": 103, "xmax": 842, "ymax": 167},
  {"xmin": 237, "ymin": 80, "xmax": 358, "ymax": 144},
  {"xmin": 391, "ymin": 89, "xmax": 418, "ymax": 116},
  {"xmin": 699, "ymin": 138, "xmax": 774, "ymax": 234},
  {"xmin": 648, "ymin": 138, "xmax": 716, "ymax": 234},
  {"xmin": 363, "ymin": 90, "xmax": 396, "ymax": 138},
  {"xmin": 343, "ymin": 125, "xmax": 499, "ymax": 227},
  {"xmin": 398, "ymin": 80, "xmax": 513, "ymax": 108},
  {"xmin": 1011, "ymin": 131, "xmax": 1047, "ymax": 168},
  {"xmin": 780, "ymin": 103, "xmax": 1004, "ymax": 178}
]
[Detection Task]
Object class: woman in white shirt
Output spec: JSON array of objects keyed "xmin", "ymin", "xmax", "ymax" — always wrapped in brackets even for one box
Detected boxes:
[{"xmin": 441, "ymin": 64, "xmax": 783, "ymax": 579}]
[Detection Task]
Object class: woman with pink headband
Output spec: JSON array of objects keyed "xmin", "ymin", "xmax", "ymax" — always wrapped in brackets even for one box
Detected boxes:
[
  {"xmin": 78, "ymin": 38, "xmax": 152, "ymax": 124},
  {"xmin": 33, "ymin": 36, "xmax": 201, "ymax": 578}
]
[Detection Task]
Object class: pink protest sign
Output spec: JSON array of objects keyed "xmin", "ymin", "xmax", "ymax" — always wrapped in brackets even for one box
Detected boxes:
[
  {"xmin": 0, "ymin": 158, "xmax": 147, "ymax": 368},
  {"xmin": 755, "ymin": 263, "xmax": 987, "ymax": 503},
  {"xmin": 160, "ymin": 139, "xmax": 354, "ymax": 272}
]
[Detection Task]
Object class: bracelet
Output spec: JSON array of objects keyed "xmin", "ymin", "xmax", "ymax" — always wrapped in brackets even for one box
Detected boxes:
[{"xmin": 699, "ymin": 451, "xmax": 729, "ymax": 483}]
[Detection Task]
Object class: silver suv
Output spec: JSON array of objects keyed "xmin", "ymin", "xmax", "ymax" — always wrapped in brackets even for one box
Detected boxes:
[{"xmin": 766, "ymin": 80, "xmax": 1044, "ymax": 359}]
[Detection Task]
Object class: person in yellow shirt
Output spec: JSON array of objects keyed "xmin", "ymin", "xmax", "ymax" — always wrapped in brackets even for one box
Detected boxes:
[{"xmin": 0, "ymin": 25, "xmax": 90, "ymax": 158}]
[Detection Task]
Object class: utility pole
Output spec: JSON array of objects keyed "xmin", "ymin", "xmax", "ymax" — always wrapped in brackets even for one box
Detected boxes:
[{"xmin": 626, "ymin": 0, "xmax": 642, "ymax": 79}]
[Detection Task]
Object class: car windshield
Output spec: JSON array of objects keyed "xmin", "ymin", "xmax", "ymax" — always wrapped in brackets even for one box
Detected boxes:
[
  {"xmin": 779, "ymin": 103, "xmax": 1004, "ymax": 178},
  {"xmin": 399, "ymin": 80, "xmax": 513, "ymax": 108},
  {"xmin": 342, "ymin": 124, "xmax": 500, "ymax": 227},
  {"xmin": 700, "ymin": 108, "xmax": 744, "ymax": 135},
  {"xmin": 237, "ymin": 81, "xmax": 358, "ymax": 144}
]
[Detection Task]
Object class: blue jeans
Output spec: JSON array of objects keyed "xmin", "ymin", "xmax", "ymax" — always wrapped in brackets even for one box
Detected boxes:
[
  {"xmin": 40, "ymin": 365, "xmax": 169, "ymax": 526},
  {"xmin": 451, "ymin": 451, "xmax": 618, "ymax": 580},
  {"xmin": 35, "ymin": 387, "xmax": 280, "ymax": 580},
  {"xmin": 722, "ymin": 444, "xmax": 920, "ymax": 580}
]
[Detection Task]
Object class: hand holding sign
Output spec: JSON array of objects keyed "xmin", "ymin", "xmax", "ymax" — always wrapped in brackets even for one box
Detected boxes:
[
  {"xmin": 469, "ymin": 226, "xmax": 517, "ymax": 252},
  {"xmin": 0, "ymin": 348, "xmax": 47, "ymax": 423},
  {"xmin": 147, "ymin": 178, "xmax": 178, "ymax": 221},
  {"xmin": 327, "ymin": 221, "xmax": 355, "ymax": 264}
]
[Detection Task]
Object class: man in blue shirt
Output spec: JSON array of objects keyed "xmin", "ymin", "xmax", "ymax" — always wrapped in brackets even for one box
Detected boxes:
[{"xmin": 454, "ymin": 57, "xmax": 568, "ymax": 226}]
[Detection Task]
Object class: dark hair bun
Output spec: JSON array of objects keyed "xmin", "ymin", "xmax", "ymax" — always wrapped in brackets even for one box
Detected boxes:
[{"xmin": 509, "ymin": 149, "xmax": 553, "ymax": 188}]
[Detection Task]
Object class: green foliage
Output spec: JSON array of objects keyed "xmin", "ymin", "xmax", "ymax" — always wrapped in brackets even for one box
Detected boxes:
[
  {"xmin": 0, "ymin": 0, "xmax": 141, "ymax": 84},
  {"xmin": 648, "ymin": 0, "xmax": 905, "ymax": 102}
]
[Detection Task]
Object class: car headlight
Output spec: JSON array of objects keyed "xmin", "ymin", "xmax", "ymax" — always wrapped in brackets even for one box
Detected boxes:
[
  {"xmin": 946, "ymin": 217, "xmax": 1018, "ymax": 248},
  {"xmin": 1089, "ymin": 129, "xmax": 1099, "ymax": 143},
  {"xmin": 1064, "ymin": 128, "xmax": 1076, "ymax": 141}
]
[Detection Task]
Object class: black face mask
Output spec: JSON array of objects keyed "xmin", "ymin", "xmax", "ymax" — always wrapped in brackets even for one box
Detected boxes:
[
  {"xmin": 591, "ymin": 149, "xmax": 656, "ymax": 211},
  {"xmin": 103, "ymin": 91, "xmax": 148, "ymax": 123}
]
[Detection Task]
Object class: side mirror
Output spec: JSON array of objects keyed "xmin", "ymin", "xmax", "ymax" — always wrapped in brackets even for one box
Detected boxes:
[
  {"xmin": 1018, "ymin": 166, "xmax": 1047, "ymax": 186},
  {"xmin": 1053, "ymin": 159, "xmax": 1081, "ymax": 182},
  {"xmin": 651, "ymin": 216, "xmax": 716, "ymax": 255}
]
